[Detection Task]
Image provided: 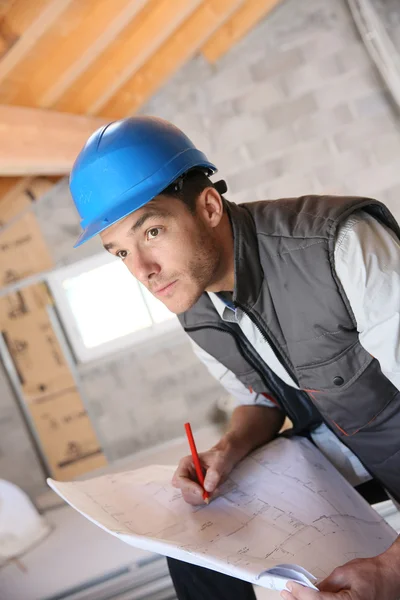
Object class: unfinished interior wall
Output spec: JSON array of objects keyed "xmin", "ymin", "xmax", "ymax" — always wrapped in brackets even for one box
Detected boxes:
[
  {"xmin": 2, "ymin": 0, "xmax": 400, "ymax": 499},
  {"xmin": 373, "ymin": 0, "xmax": 400, "ymax": 52},
  {"xmin": 0, "ymin": 177, "xmax": 107, "ymax": 492}
]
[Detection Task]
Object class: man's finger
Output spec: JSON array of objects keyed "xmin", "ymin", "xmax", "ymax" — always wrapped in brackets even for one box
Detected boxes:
[
  {"xmin": 171, "ymin": 459, "xmax": 197, "ymax": 488},
  {"xmin": 204, "ymin": 468, "xmax": 221, "ymax": 493},
  {"xmin": 281, "ymin": 582, "xmax": 319, "ymax": 599},
  {"xmin": 175, "ymin": 476, "xmax": 207, "ymax": 505},
  {"xmin": 281, "ymin": 581, "xmax": 342, "ymax": 599},
  {"xmin": 181, "ymin": 487, "xmax": 207, "ymax": 506},
  {"xmin": 181, "ymin": 493, "xmax": 206, "ymax": 506},
  {"xmin": 318, "ymin": 568, "xmax": 347, "ymax": 593}
]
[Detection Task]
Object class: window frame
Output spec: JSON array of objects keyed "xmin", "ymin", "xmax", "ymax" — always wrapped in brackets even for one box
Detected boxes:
[{"xmin": 46, "ymin": 252, "xmax": 181, "ymax": 364}]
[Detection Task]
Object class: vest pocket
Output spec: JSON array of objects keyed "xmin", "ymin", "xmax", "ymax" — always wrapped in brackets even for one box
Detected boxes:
[
  {"xmin": 299, "ymin": 356, "xmax": 398, "ymax": 436},
  {"xmin": 335, "ymin": 394, "xmax": 400, "ymax": 501}
]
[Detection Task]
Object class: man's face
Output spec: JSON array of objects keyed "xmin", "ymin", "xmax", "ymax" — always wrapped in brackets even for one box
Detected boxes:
[{"xmin": 100, "ymin": 194, "xmax": 222, "ymax": 314}]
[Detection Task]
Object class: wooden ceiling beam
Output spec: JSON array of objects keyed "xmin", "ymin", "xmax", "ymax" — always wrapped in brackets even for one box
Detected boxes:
[
  {"xmin": 54, "ymin": 0, "xmax": 202, "ymax": 116},
  {"xmin": 0, "ymin": 1, "xmax": 72, "ymax": 223},
  {"xmin": 98, "ymin": 0, "xmax": 246, "ymax": 119},
  {"xmin": 0, "ymin": 105, "xmax": 107, "ymax": 175},
  {"xmin": 38, "ymin": 0, "xmax": 150, "ymax": 108},
  {"xmin": 0, "ymin": 1, "xmax": 17, "ymax": 21},
  {"xmin": 0, "ymin": 0, "xmax": 149, "ymax": 107},
  {"xmin": 0, "ymin": 0, "xmax": 72, "ymax": 85},
  {"xmin": 202, "ymin": 0, "xmax": 282, "ymax": 64}
]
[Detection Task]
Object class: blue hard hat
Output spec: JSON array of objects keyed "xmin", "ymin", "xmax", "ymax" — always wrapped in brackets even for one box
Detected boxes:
[{"xmin": 70, "ymin": 116, "xmax": 217, "ymax": 247}]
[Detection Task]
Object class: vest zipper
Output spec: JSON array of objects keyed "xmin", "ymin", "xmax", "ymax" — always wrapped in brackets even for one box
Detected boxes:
[
  {"xmin": 184, "ymin": 323, "xmax": 300, "ymax": 425},
  {"xmin": 234, "ymin": 301, "xmax": 299, "ymax": 386}
]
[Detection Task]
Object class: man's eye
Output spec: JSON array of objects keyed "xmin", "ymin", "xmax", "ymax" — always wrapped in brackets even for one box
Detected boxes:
[
  {"xmin": 146, "ymin": 227, "xmax": 160, "ymax": 240},
  {"xmin": 116, "ymin": 250, "xmax": 128, "ymax": 259}
]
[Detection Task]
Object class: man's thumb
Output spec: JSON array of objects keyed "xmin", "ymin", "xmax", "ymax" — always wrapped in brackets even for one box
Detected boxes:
[
  {"xmin": 318, "ymin": 569, "xmax": 347, "ymax": 594},
  {"xmin": 204, "ymin": 468, "xmax": 220, "ymax": 492}
]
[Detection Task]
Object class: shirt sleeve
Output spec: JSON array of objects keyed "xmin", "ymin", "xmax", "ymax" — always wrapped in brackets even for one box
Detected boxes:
[
  {"xmin": 334, "ymin": 210, "xmax": 400, "ymax": 390},
  {"xmin": 189, "ymin": 339, "xmax": 279, "ymax": 409}
]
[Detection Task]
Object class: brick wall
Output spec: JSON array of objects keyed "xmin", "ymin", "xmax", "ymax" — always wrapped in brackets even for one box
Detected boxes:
[{"xmin": 2, "ymin": 0, "xmax": 400, "ymax": 498}]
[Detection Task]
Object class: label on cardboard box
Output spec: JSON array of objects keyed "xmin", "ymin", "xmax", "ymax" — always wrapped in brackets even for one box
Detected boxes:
[
  {"xmin": 0, "ymin": 211, "xmax": 53, "ymax": 287},
  {"xmin": 0, "ymin": 284, "xmax": 76, "ymax": 401},
  {"xmin": 0, "ymin": 284, "xmax": 106, "ymax": 480},
  {"xmin": 29, "ymin": 388, "xmax": 107, "ymax": 480}
]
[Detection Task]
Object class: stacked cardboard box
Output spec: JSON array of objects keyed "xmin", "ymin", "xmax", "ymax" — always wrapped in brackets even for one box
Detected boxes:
[{"xmin": 0, "ymin": 203, "xmax": 106, "ymax": 480}]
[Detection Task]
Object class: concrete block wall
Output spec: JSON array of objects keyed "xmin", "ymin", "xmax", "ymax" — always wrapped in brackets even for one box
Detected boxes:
[
  {"xmin": 2, "ymin": 0, "xmax": 400, "ymax": 498},
  {"xmin": 78, "ymin": 332, "xmax": 227, "ymax": 463},
  {"xmin": 143, "ymin": 0, "xmax": 400, "ymax": 215}
]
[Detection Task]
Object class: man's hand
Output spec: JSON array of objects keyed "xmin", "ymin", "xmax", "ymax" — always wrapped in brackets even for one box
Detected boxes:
[
  {"xmin": 172, "ymin": 404, "xmax": 285, "ymax": 505},
  {"xmin": 171, "ymin": 435, "xmax": 239, "ymax": 505},
  {"xmin": 280, "ymin": 542, "xmax": 400, "ymax": 600}
]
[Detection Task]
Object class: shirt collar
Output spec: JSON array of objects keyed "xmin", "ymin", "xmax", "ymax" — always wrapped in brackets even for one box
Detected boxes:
[{"xmin": 207, "ymin": 292, "xmax": 236, "ymax": 322}]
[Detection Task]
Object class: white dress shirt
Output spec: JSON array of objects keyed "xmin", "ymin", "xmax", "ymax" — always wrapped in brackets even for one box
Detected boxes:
[{"xmin": 190, "ymin": 210, "xmax": 400, "ymax": 486}]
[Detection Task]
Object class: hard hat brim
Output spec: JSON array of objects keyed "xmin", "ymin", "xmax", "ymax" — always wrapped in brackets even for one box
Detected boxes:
[{"xmin": 73, "ymin": 157, "xmax": 217, "ymax": 248}]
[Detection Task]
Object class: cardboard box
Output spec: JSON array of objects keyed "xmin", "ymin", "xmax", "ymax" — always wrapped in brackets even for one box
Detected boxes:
[
  {"xmin": 29, "ymin": 388, "xmax": 107, "ymax": 480},
  {"xmin": 1, "ymin": 284, "xmax": 107, "ymax": 479},
  {"xmin": 29, "ymin": 177, "xmax": 53, "ymax": 201},
  {"xmin": 0, "ymin": 211, "xmax": 53, "ymax": 287},
  {"xmin": 0, "ymin": 282, "xmax": 50, "ymax": 322},
  {"xmin": 0, "ymin": 285, "xmax": 76, "ymax": 401},
  {"xmin": 0, "ymin": 177, "xmax": 32, "ymax": 228},
  {"xmin": 0, "ymin": 176, "xmax": 54, "ymax": 228}
]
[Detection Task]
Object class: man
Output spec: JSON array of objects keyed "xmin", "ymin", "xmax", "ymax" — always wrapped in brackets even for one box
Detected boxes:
[{"xmin": 70, "ymin": 116, "xmax": 400, "ymax": 600}]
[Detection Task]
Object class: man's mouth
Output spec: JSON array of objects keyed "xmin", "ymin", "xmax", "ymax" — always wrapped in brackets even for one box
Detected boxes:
[{"xmin": 153, "ymin": 280, "xmax": 178, "ymax": 296}]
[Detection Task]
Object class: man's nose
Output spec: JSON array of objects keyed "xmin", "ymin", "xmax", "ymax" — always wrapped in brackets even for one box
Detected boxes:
[{"xmin": 129, "ymin": 250, "xmax": 160, "ymax": 282}]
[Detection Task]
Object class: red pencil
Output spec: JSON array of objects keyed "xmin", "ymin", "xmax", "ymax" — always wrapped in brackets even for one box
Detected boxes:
[{"xmin": 184, "ymin": 422, "xmax": 210, "ymax": 504}]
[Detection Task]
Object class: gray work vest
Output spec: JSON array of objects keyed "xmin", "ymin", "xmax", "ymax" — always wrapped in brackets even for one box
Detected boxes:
[{"xmin": 178, "ymin": 195, "xmax": 400, "ymax": 502}]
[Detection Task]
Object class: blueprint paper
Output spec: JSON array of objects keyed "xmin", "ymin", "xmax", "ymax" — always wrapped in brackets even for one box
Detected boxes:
[{"xmin": 48, "ymin": 436, "xmax": 397, "ymax": 591}]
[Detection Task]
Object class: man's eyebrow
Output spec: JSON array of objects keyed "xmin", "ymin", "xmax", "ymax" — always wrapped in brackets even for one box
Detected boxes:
[
  {"xmin": 129, "ymin": 209, "xmax": 170, "ymax": 234},
  {"xmin": 102, "ymin": 207, "xmax": 170, "ymax": 251}
]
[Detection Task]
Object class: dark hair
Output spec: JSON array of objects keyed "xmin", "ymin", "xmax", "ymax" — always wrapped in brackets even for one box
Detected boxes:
[{"xmin": 162, "ymin": 169, "xmax": 227, "ymax": 213}]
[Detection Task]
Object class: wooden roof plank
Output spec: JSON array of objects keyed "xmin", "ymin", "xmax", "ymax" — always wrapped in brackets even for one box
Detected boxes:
[
  {"xmin": 0, "ymin": 104, "xmax": 107, "ymax": 175},
  {"xmin": 201, "ymin": 0, "xmax": 281, "ymax": 64},
  {"xmin": 38, "ymin": 0, "xmax": 150, "ymax": 108},
  {"xmin": 99, "ymin": 0, "xmax": 246, "ymax": 119},
  {"xmin": 0, "ymin": 1, "xmax": 18, "ymax": 22},
  {"xmin": 0, "ymin": 0, "xmax": 72, "ymax": 85},
  {"xmin": 54, "ymin": 0, "xmax": 202, "ymax": 115},
  {"xmin": 0, "ymin": 0, "xmax": 149, "ymax": 107}
]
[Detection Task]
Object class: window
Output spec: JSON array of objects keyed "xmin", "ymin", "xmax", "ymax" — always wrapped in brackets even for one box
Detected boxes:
[{"xmin": 47, "ymin": 253, "xmax": 179, "ymax": 363}]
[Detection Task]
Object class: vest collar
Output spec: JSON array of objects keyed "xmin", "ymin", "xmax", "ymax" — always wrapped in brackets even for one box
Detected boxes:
[{"xmin": 225, "ymin": 200, "xmax": 264, "ymax": 310}]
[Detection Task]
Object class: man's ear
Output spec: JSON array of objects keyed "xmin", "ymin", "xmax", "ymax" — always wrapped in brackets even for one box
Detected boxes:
[{"xmin": 196, "ymin": 187, "xmax": 224, "ymax": 228}]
